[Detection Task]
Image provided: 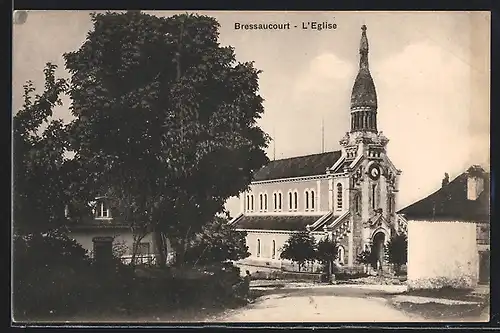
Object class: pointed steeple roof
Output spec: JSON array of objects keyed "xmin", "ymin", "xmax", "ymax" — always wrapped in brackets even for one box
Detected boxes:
[{"xmin": 350, "ymin": 25, "xmax": 378, "ymax": 110}]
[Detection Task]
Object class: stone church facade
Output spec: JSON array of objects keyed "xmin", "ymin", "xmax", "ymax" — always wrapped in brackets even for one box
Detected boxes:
[{"xmin": 230, "ymin": 25, "xmax": 405, "ymax": 271}]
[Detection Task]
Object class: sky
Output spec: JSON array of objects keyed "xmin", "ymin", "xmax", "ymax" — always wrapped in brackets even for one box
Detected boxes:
[{"xmin": 12, "ymin": 11, "xmax": 491, "ymax": 217}]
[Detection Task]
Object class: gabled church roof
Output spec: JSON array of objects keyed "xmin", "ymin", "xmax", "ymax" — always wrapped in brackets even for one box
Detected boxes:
[
  {"xmin": 252, "ymin": 150, "xmax": 342, "ymax": 181},
  {"xmin": 397, "ymin": 167, "xmax": 490, "ymax": 223}
]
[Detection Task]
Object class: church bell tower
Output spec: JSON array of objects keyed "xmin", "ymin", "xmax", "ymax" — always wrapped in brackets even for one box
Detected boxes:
[
  {"xmin": 350, "ymin": 24, "xmax": 378, "ymax": 134},
  {"xmin": 339, "ymin": 25, "xmax": 388, "ymax": 163},
  {"xmin": 338, "ymin": 25, "xmax": 402, "ymax": 261}
]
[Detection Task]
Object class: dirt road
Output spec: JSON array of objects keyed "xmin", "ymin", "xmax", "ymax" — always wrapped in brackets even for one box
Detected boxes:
[{"xmin": 208, "ymin": 284, "xmax": 429, "ymax": 323}]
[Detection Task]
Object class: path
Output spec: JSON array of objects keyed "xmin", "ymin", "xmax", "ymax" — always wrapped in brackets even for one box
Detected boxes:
[{"xmin": 208, "ymin": 284, "xmax": 429, "ymax": 323}]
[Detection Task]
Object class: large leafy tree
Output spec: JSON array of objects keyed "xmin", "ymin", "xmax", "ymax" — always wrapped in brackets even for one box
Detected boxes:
[
  {"xmin": 184, "ymin": 214, "xmax": 250, "ymax": 266},
  {"xmin": 13, "ymin": 63, "xmax": 71, "ymax": 235},
  {"xmin": 280, "ymin": 232, "xmax": 316, "ymax": 272},
  {"xmin": 64, "ymin": 11, "xmax": 269, "ymax": 266},
  {"xmin": 386, "ymin": 233, "xmax": 408, "ymax": 275}
]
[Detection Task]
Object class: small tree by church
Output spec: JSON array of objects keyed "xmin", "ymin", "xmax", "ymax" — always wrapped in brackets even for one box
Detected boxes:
[
  {"xmin": 280, "ymin": 232, "xmax": 316, "ymax": 272},
  {"xmin": 314, "ymin": 237, "xmax": 339, "ymax": 278},
  {"xmin": 356, "ymin": 250, "xmax": 377, "ymax": 273},
  {"xmin": 386, "ymin": 234, "xmax": 408, "ymax": 275}
]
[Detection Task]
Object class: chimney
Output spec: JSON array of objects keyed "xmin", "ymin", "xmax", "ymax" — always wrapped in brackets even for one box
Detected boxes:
[
  {"xmin": 467, "ymin": 165, "xmax": 485, "ymax": 201},
  {"xmin": 442, "ymin": 173, "xmax": 450, "ymax": 187}
]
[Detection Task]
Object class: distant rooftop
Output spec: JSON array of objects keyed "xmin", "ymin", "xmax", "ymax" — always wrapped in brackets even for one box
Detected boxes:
[{"xmin": 398, "ymin": 166, "xmax": 490, "ymax": 223}]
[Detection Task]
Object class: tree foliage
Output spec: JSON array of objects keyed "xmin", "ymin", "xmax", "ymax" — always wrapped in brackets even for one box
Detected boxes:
[
  {"xmin": 13, "ymin": 63, "xmax": 71, "ymax": 235},
  {"xmin": 386, "ymin": 233, "xmax": 408, "ymax": 274},
  {"xmin": 63, "ymin": 11, "xmax": 269, "ymax": 265},
  {"xmin": 314, "ymin": 237, "xmax": 339, "ymax": 277},
  {"xmin": 184, "ymin": 214, "xmax": 250, "ymax": 266},
  {"xmin": 355, "ymin": 250, "xmax": 375, "ymax": 266},
  {"xmin": 280, "ymin": 232, "xmax": 317, "ymax": 271},
  {"xmin": 314, "ymin": 237, "xmax": 339, "ymax": 264}
]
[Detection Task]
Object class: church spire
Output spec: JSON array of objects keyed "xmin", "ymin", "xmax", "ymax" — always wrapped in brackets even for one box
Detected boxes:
[
  {"xmin": 350, "ymin": 25, "xmax": 378, "ymax": 133},
  {"xmin": 359, "ymin": 24, "xmax": 369, "ymax": 70}
]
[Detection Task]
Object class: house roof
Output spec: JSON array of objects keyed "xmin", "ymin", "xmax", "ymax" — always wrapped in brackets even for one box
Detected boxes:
[
  {"xmin": 232, "ymin": 215, "xmax": 322, "ymax": 231},
  {"xmin": 398, "ymin": 167, "xmax": 490, "ymax": 223},
  {"xmin": 252, "ymin": 151, "xmax": 342, "ymax": 181}
]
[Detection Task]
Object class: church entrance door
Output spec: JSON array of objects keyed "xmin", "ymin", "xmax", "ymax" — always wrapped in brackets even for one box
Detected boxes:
[{"xmin": 372, "ymin": 232, "xmax": 385, "ymax": 270}]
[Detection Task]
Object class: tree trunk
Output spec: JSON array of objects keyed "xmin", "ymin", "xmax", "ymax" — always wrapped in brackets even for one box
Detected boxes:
[
  {"xmin": 173, "ymin": 227, "xmax": 192, "ymax": 267},
  {"xmin": 173, "ymin": 237, "xmax": 188, "ymax": 267},
  {"xmin": 153, "ymin": 231, "xmax": 167, "ymax": 267}
]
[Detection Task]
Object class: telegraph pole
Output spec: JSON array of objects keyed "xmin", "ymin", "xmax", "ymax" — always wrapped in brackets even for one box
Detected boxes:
[{"xmin": 321, "ymin": 117, "xmax": 325, "ymax": 153}]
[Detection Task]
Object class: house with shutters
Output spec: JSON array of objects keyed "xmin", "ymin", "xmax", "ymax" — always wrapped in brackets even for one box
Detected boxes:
[
  {"xmin": 229, "ymin": 25, "xmax": 405, "ymax": 272},
  {"xmin": 65, "ymin": 196, "xmax": 173, "ymax": 265}
]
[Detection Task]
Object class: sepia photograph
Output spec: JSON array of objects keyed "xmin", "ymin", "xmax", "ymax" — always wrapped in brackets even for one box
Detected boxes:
[{"xmin": 12, "ymin": 10, "xmax": 490, "ymax": 325}]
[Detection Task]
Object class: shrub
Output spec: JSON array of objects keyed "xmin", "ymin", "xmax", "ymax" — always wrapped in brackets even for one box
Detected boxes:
[
  {"xmin": 386, "ymin": 234, "xmax": 408, "ymax": 275},
  {"xmin": 12, "ymin": 230, "xmax": 134, "ymax": 319},
  {"xmin": 13, "ymin": 230, "xmax": 95, "ymax": 318}
]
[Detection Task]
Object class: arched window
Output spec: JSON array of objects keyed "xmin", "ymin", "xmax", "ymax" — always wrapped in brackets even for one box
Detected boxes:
[
  {"xmin": 337, "ymin": 246, "xmax": 345, "ymax": 265},
  {"xmin": 246, "ymin": 195, "xmax": 250, "ymax": 211},
  {"xmin": 305, "ymin": 191, "xmax": 309, "ymax": 210},
  {"xmin": 264, "ymin": 193, "xmax": 268, "ymax": 211},
  {"xmin": 257, "ymin": 239, "xmax": 261, "ymax": 257},
  {"xmin": 355, "ymin": 193, "xmax": 361, "ymax": 213},
  {"xmin": 278, "ymin": 192, "xmax": 282, "ymax": 210},
  {"xmin": 251, "ymin": 195, "xmax": 254, "ymax": 211},
  {"xmin": 336, "ymin": 183, "xmax": 343, "ymax": 210},
  {"xmin": 273, "ymin": 193, "xmax": 277, "ymax": 211},
  {"xmin": 311, "ymin": 190, "xmax": 315, "ymax": 210},
  {"xmin": 288, "ymin": 192, "xmax": 292, "ymax": 210},
  {"xmin": 259, "ymin": 193, "xmax": 263, "ymax": 211},
  {"xmin": 294, "ymin": 191, "xmax": 298, "ymax": 210},
  {"xmin": 271, "ymin": 240, "xmax": 276, "ymax": 259}
]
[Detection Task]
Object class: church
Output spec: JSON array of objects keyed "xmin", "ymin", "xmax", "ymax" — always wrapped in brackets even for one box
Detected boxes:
[{"xmin": 229, "ymin": 25, "xmax": 406, "ymax": 272}]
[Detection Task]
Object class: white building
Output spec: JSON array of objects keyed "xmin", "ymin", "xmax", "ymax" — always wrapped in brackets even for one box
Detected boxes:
[{"xmin": 398, "ymin": 165, "xmax": 490, "ymax": 289}]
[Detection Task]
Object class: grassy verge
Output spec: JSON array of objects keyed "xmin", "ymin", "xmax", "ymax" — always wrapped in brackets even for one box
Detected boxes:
[
  {"xmin": 14, "ymin": 289, "xmax": 251, "ymax": 323},
  {"xmin": 13, "ymin": 264, "xmax": 252, "ymax": 324},
  {"xmin": 397, "ymin": 286, "xmax": 487, "ymax": 302},
  {"xmin": 392, "ymin": 300, "xmax": 489, "ymax": 321},
  {"xmin": 389, "ymin": 286, "xmax": 490, "ymax": 321}
]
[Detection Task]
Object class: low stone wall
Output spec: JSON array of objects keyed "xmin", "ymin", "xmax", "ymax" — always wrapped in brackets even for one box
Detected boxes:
[
  {"xmin": 251, "ymin": 269, "xmax": 322, "ymax": 282},
  {"xmin": 235, "ymin": 262, "xmax": 322, "ymax": 282},
  {"xmin": 235, "ymin": 259, "xmax": 323, "ymax": 274}
]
